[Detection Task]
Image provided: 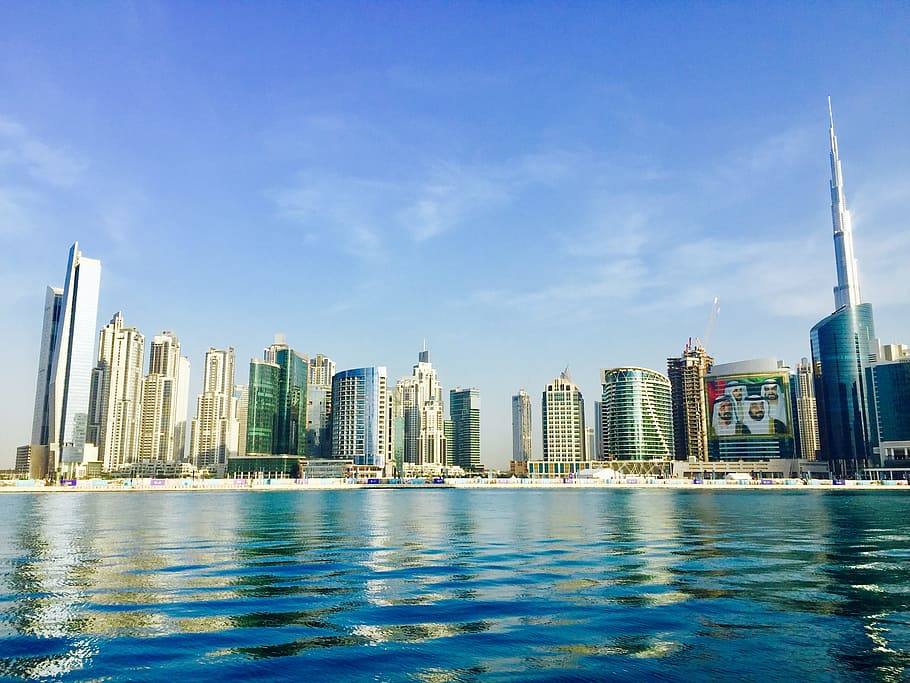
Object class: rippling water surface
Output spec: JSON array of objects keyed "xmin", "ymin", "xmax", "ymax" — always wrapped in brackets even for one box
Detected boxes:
[{"xmin": 2, "ymin": 489, "xmax": 910, "ymax": 681}]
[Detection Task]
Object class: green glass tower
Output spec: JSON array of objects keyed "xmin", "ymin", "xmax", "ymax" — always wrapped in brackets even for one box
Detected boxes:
[
  {"xmin": 246, "ymin": 359, "xmax": 280, "ymax": 456},
  {"xmin": 273, "ymin": 346, "xmax": 308, "ymax": 456},
  {"xmin": 450, "ymin": 388, "xmax": 481, "ymax": 471}
]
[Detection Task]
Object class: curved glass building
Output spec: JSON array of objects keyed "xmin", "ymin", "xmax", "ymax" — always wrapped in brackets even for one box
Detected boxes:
[
  {"xmin": 810, "ymin": 303, "xmax": 877, "ymax": 473},
  {"xmin": 600, "ymin": 368, "xmax": 674, "ymax": 460}
]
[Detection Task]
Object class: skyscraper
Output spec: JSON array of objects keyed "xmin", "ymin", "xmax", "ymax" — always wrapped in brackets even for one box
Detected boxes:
[
  {"xmin": 542, "ymin": 370, "xmax": 586, "ymax": 462},
  {"xmin": 511, "ymin": 389, "xmax": 532, "ymax": 462},
  {"xmin": 190, "ymin": 347, "xmax": 238, "ymax": 471},
  {"xmin": 41, "ymin": 242, "xmax": 102, "ymax": 473},
  {"xmin": 235, "ymin": 384, "xmax": 249, "ymax": 457},
  {"xmin": 308, "ymin": 354, "xmax": 336, "ymax": 389},
  {"xmin": 593, "ymin": 400, "xmax": 604, "ymax": 460},
  {"xmin": 810, "ymin": 99, "xmax": 877, "ymax": 475},
  {"xmin": 794, "ymin": 358, "xmax": 820, "ymax": 460},
  {"xmin": 869, "ymin": 356, "xmax": 910, "ymax": 463},
  {"xmin": 245, "ymin": 358, "xmax": 281, "ymax": 455},
  {"xmin": 306, "ymin": 353, "xmax": 334, "ymax": 458},
  {"xmin": 600, "ymin": 367, "xmax": 674, "ymax": 460},
  {"xmin": 264, "ymin": 340, "xmax": 308, "ymax": 456},
  {"xmin": 88, "ymin": 312, "xmax": 145, "ymax": 471},
  {"xmin": 30, "ymin": 287, "xmax": 63, "ymax": 448},
  {"xmin": 450, "ymin": 387, "xmax": 481, "ymax": 471},
  {"xmin": 396, "ymin": 347, "xmax": 446, "ymax": 467},
  {"xmin": 667, "ymin": 340, "xmax": 714, "ymax": 461},
  {"xmin": 331, "ymin": 367, "xmax": 388, "ymax": 469},
  {"xmin": 138, "ymin": 332, "xmax": 190, "ymax": 463}
]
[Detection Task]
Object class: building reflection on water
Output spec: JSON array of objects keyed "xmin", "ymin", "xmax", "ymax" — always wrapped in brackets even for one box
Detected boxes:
[{"xmin": 0, "ymin": 490, "xmax": 907, "ymax": 680}]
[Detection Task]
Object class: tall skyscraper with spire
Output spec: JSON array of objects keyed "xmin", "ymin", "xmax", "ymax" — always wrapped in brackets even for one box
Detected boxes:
[
  {"xmin": 828, "ymin": 97, "xmax": 862, "ymax": 311},
  {"xmin": 395, "ymin": 345, "xmax": 447, "ymax": 467},
  {"xmin": 810, "ymin": 99, "xmax": 877, "ymax": 475}
]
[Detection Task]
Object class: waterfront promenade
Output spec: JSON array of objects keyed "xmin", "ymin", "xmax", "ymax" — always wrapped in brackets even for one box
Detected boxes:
[{"xmin": 2, "ymin": 476, "xmax": 907, "ymax": 493}]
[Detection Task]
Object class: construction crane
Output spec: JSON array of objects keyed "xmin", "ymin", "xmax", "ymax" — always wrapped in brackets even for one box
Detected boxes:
[
  {"xmin": 687, "ymin": 297, "xmax": 720, "ymax": 349},
  {"xmin": 702, "ymin": 297, "xmax": 720, "ymax": 350}
]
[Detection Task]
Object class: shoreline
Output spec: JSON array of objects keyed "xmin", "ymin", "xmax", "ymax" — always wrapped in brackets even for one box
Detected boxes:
[{"xmin": 1, "ymin": 479, "xmax": 908, "ymax": 493}]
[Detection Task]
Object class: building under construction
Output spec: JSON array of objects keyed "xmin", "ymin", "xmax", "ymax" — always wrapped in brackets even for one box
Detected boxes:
[{"xmin": 667, "ymin": 339, "xmax": 714, "ymax": 461}]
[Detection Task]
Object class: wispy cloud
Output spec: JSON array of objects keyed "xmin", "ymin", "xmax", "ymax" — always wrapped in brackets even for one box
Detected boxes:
[
  {"xmin": 269, "ymin": 150, "xmax": 577, "ymax": 255},
  {"xmin": 0, "ymin": 115, "xmax": 86, "ymax": 187}
]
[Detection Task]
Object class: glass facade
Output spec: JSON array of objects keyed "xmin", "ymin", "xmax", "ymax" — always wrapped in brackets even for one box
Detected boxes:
[
  {"xmin": 810, "ymin": 303, "xmax": 876, "ymax": 473},
  {"xmin": 47, "ymin": 243, "xmax": 102, "ymax": 469},
  {"xmin": 601, "ymin": 368, "xmax": 674, "ymax": 460},
  {"xmin": 872, "ymin": 361, "xmax": 910, "ymax": 442},
  {"xmin": 246, "ymin": 360, "xmax": 280, "ymax": 456},
  {"xmin": 305, "ymin": 386, "xmax": 332, "ymax": 457},
  {"xmin": 331, "ymin": 367, "xmax": 387, "ymax": 468},
  {"xmin": 450, "ymin": 388, "xmax": 481, "ymax": 470},
  {"xmin": 227, "ymin": 455, "xmax": 300, "ymax": 477},
  {"xmin": 31, "ymin": 287, "xmax": 63, "ymax": 445},
  {"xmin": 273, "ymin": 347, "xmax": 308, "ymax": 456}
]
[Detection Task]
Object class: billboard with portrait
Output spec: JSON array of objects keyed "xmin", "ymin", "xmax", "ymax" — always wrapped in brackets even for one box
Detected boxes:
[{"xmin": 705, "ymin": 371, "xmax": 793, "ymax": 442}]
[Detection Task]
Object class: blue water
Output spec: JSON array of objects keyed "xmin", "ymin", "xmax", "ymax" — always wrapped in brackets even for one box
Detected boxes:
[{"xmin": 1, "ymin": 489, "xmax": 909, "ymax": 681}]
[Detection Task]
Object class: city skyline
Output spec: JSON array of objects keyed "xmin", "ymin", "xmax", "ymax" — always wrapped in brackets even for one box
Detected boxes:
[{"xmin": 2, "ymin": 4, "xmax": 910, "ymax": 469}]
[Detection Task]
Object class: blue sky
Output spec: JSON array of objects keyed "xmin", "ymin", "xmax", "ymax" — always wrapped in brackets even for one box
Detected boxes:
[{"xmin": 2, "ymin": 3, "xmax": 909, "ymax": 468}]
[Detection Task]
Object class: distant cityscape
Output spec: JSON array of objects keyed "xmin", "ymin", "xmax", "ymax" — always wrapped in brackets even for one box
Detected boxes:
[{"xmin": 12, "ymin": 101, "xmax": 910, "ymax": 483}]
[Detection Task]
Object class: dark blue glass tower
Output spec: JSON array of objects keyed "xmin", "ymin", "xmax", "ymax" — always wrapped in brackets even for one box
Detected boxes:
[{"xmin": 810, "ymin": 304, "xmax": 876, "ymax": 474}]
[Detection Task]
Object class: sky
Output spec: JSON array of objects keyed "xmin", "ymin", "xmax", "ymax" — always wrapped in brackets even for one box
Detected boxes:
[{"xmin": 1, "ymin": 3, "xmax": 909, "ymax": 469}]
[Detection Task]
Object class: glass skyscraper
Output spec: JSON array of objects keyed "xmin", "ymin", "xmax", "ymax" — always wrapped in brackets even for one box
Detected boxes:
[
  {"xmin": 600, "ymin": 367, "xmax": 674, "ymax": 460},
  {"xmin": 30, "ymin": 286, "xmax": 64, "ymax": 447},
  {"xmin": 270, "ymin": 345, "xmax": 308, "ymax": 456},
  {"xmin": 245, "ymin": 359, "xmax": 280, "ymax": 456},
  {"xmin": 870, "ymin": 358, "xmax": 910, "ymax": 461},
  {"xmin": 42, "ymin": 242, "xmax": 102, "ymax": 472},
  {"xmin": 450, "ymin": 388, "xmax": 481, "ymax": 471},
  {"xmin": 331, "ymin": 367, "xmax": 388, "ymax": 469},
  {"xmin": 811, "ymin": 304, "xmax": 877, "ymax": 473}
]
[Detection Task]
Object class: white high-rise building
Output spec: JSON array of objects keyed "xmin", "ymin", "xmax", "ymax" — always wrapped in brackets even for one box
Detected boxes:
[
  {"xmin": 541, "ymin": 370, "xmax": 586, "ymax": 462},
  {"xmin": 138, "ymin": 332, "xmax": 191, "ymax": 463},
  {"xmin": 42, "ymin": 242, "xmax": 102, "ymax": 473},
  {"xmin": 235, "ymin": 384, "xmax": 249, "ymax": 457},
  {"xmin": 308, "ymin": 353, "xmax": 336, "ymax": 388},
  {"xmin": 88, "ymin": 312, "xmax": 145, "ymax": 471},
  {"xmin": 190, "ymin": 347, "xmax": 238, "ymax": 471},
  {"xmin": 511, "ymin": 389, "xmax": 532, "ymax": 462},
  {"xmin": 396, "ymin": 347, "xmax": 447, "ymax": 466}
]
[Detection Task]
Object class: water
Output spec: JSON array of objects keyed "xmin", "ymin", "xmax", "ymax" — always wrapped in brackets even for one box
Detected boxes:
[{"xmin": 1, "ymin": 489, "xmax": 909, "ymax": 681}]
